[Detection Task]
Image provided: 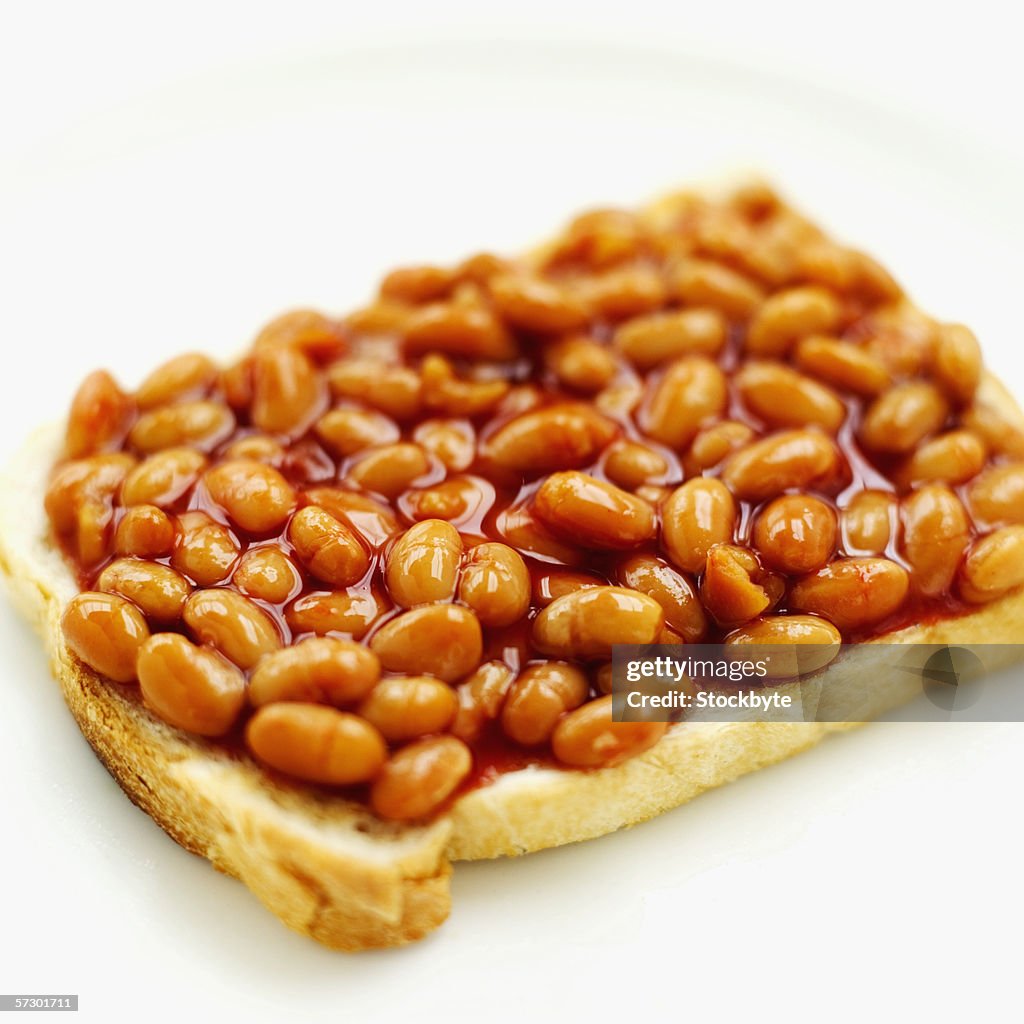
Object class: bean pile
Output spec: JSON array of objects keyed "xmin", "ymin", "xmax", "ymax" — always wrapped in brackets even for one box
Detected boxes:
[{"xmin": 48, "ymin": 183, "xmax": 1024, "ymax": 819}]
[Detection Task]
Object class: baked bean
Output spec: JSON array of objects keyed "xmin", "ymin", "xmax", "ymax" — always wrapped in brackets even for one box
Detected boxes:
[
  {"xmin": 860, "ymin": 382, "xmax": 949, "ymax": 454},
  {"xmin": 183, "ymin": 588, "xmax": 281, "ymax": 669},
  {"xmin": 617, "ymin": 553, "xmax": 707, "ymax": 642},
  {"xmin": 721, "ymin": 430, "xmax": 840, "ymax": 501},
  {"xmin": 456, "ymin": 251, "xmax": 514, "ymax": 284},
  {"xmin": 672, "ymin": 259, "xmax": 765, "ymax": 319},
  {"xmin": 404, "ymin": 301, "xmax": 516, "ymax": 360},
  {"xmin": 285, "ymin": 589, "xmax": 382, "ymax": 639},
  {"xmin": 724, "ymin": 615, "xmax": 841, "ymax": 678},
  {"xmin": 603, "ymin": 440, "xmax": 670, "ymax": 491},
  {"xmin": 222, "ymin": 434, "xmax": 286, "ymax": 465},
  {"xmin": 735, "ymin": 361, "xmax": 845, "ymax": 433},
  {"xmin": 729, "ymin": 181, "xmax": 781, "ymax": 219},
  {"xmin": 346, "ymin": 443, "xmax": 432, "ymax": 498},
  {"xmin": 98, "ymin": 559, "xmax": 190, "ymax": 623},
  {"xmin": 420, "ymin": 354, "xmax": 509, "ymax": 417},
  {"xmin": 901, "ymin": 486, "xmax": 970, "ymax": 597},
  {"xmin": 959, "ymin": 526, "xmax": 1024, "ymax": 603},
  {"xmin": 218, "ymin": 357, "xmax": 252, "ymax": 410},
  {"xmin": 450, "ymin": 661, "xmax": 515, "ymax": 742},
  {"xmin": 661, "ymin": 478, "xmax": 737, "ymax": 574},
  {"xmin": 370, "ymin": 736, "xmax": 472, "ymax": 820},
  {"xmin": 489, "ymin": 273, "xmax": 588, "ymax": 333},
  {"xmin": 66, "ymin": 370, "xmax": 134, "ymax": 458},
  {"xmin": 967, "ymin": 463, "xmax": 1024, "ymax": 527},
  {"xmin": 693, "ymin": 206, "xmax": 757, "ymax": 262},
  {"xmin": 579, "ymin": 266, "xmax": 667, "ymax": 320},
  {"xmin": 412, "ymin": 419, "xmax": 476, "ymax": 472},
  {"xmin": 288, "ymin": 506, "xmax": 370, "ymax": 587},
  {"xmin": 136, "ymin": 353, "xmax": 217, "ymax": 408},
  {"xmin": 380, "ymin": 264, "xmax": 454, "ymax": 304},
  {"xmin": 932, "ymin": 323, "xmax": 982, "ymax": 405},
  {"xmin": 137, "ymin": 633, "xmax": 244, "ymax": 735},
  {"xmin": 203, "ymin": 459, "xmax": 297, "ymax": 534},
  {"xmin": 122, "ymin": 448, "xmax": 206, "ymax": 508},
  {"xmin": 682, "ymin": 421, "xmax": 755, "ymax": 476},
  {"xmin": 128, "ymin": 401, "xmax": 235, "ymax": 454},
  {"xmin": 551, "ymin": 695, "xmax": 667, "ymax": 768},
  {"xmin": 842, "ymin": 491, "xmax": 896, "ymax": 554},
  {"xmin": 848, "ymin": 251, "xmax": 903, "ymax": 303},
  {"xmin": 458, "ymin": 542, "xmax": 531, "ymax": 627},
  {"xmin": 636, "ymin": 484, "xmax": 672, "ymax": 506},
  {"xmin": 614, "ymin": 308, "xmax": 727, "ymax": 368},
  {"xmin": 302, "ymin": 487, "xmax": 399, "ymax": 545},
  {"xmin": 45, "ymin": 454, "xmax": 134, "ymax": 532},
  {"xmin": 737, "ymin": 220, "xmax": 806, "ymax": 286},
  {"xmin": 328, "ymin": 358, "xmax": 423, "ymax": 420},
  {"xmin": 386, "ymin": 520, "xmax": 463, "ymax": 607},
  {"xmin": 113, "ymin": 504, "xmax": 175, "ymax": 558},
  {"xmin": 753, "ymin": 495, "xmax": 837, "ymax": 573},
  {"xmin": 250, "ymin": 345, "xmax": 326, "ymax": 436},
  {"xmin": 75, "ymin": 499, "xmax": 114, "ymax": 567},
  {"xmin": 641, "ymin": 356, "xmax": 728, "ymax": 449},
  {"xmin": 500, "ymin": 662, "xmax": 588, "ymax": 746},
  {"xmin": 548, "ymin": 208, "xmax": 642, "ymax": 269},
  {"xmin": 249, "ymin": 637, "xmax": 380, "ymax": 706},
  {"xmin": 252, "ymin": 309, "xmax": 347, "ymax": 361},
  {"xmin": 233, "ymin": 547, "xmax": 302, "ymax": 604},
  {"xmin": 370, "ymin": 605, "xmax": 483, "ymax": 682},
  {"xmin": 171, "ymin": 511, "xmax": 240, "ymax": 586},
  {"xmin": 896, "ymin": 430, "xmax": 986, "ymax": 487},
  {"xmin": 402, "ymin": 476, "xmax": 491, "ymax": 524},
  {"xmin": 247, "ymin": 703, "xmax": 387, "ymax": 786},
  {"xmin": 961, "ymin": 402, "xmax": 1024, "ymax": 459},
  {"xmin": 794, "ymin": 336, "xmax": 891, "ymax": 396},
  {"xmin": 61, "ymin": 591, "xmax": 150, "ymax": 683},
  {"xmin": 497, "ymin": 505, "xmax": 584, "ymax": 566},
  {"xmin": 794, "ymin": 241, "xmax": 859, "ymax": 292},
  {"xmin": 532, "ymin": 569, "xmax": 604, "ymax": 606},
  {"xmin": 701, "ymin": 545, "xmax": 781, "ymax": 626},
  {"xmin": 594, "ymin": 380, "xmax": 643, "ymax": 418},
  {"xmin": 532, "ymin": 586, "xmax": 663, "ymax": 659},
  {"xmin": 860, "ymin": 304, "xmax": 937, "ymax": 378},
  {"xmin": 358, "ymin": 676, "xmax": 457, "ymax": 742},
  {"xmin": 46, "ymin": 454, "xmax": 135, "ymax": 565},
  {"xmin": 315, "ymin": 407, "xmax": 400, "ymax": 457},
  {"xmin": 483, "ymin": 403, "xmax": 618, "ymax": 475},
  {"xmin": 497, "ymin": 384, "xmax": 544, "ymax": 417},
  {"xmin": 746, "ymin": 286, "xmax": 840, "ymax": 356},
  {"xmin": 345, "ymin": 299, "xmax": 411, "ymax": 335},
  {"xmin": 545, "ymin": 337, "xmax": 618, "ymax": 393},
  {"xmin": 789, "ymin": 557, "xmax": 909, "ymax": 630},
  {"xmin": 533, "ymin": 471, "xmax": 656, "ymax": 550},
  {"xmin": 286, "ymin": 440, "xmax": 342, "ymax": 482},
  {"xmin": 594, "ymin": 662, "xmax": 615, "ymax": 694}
]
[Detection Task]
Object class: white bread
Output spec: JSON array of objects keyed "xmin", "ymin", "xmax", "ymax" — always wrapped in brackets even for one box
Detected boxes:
[{"xmin": 3, "ymin": 369, "xmax": 1023, "ymax": 950}]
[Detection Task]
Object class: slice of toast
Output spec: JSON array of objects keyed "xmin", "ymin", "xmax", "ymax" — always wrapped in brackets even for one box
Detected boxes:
[{"xmin": 3, "ymin": 183, "xmax": 1024, "ymax": 950}]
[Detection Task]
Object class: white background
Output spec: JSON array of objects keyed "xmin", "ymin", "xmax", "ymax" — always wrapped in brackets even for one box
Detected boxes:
[{"xmin": 1, "ymin": 3, "xmax": 1022, "ymax": 1022}]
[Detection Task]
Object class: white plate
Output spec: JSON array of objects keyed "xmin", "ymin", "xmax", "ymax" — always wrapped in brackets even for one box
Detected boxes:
[{"xmin": 0, "ymin": 40, "xmax": 1021, "ymax": 1023}]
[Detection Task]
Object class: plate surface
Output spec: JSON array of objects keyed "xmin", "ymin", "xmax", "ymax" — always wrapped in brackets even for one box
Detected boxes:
[{"xmin": 0, "ymin": 39, "xmax": 1021, "ymax": 1023}]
